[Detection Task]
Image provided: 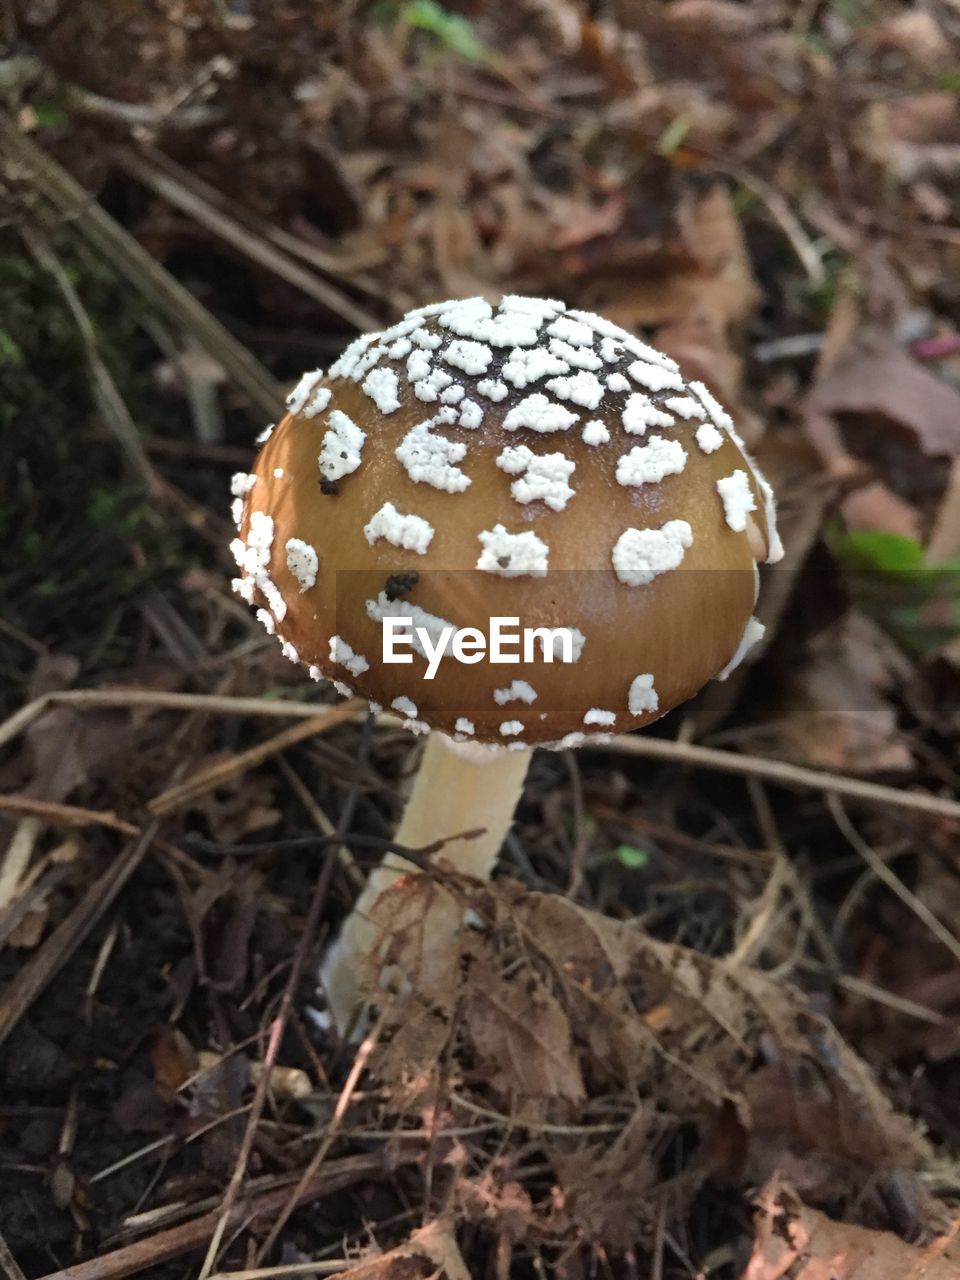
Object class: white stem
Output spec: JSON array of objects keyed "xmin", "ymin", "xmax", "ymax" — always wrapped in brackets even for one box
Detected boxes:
[{"xmin": 320, "ymin": 734, "xmax": 531, "ymax": 1029}]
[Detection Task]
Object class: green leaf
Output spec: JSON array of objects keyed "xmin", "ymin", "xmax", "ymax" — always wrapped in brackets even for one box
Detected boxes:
[
  {"xmin": 656, "ymin": 115, "xmax": 690, "ymax": 157},
  {"xmin": 402, "ymin": 0, "xmax": 492, "ymax": 63},
  {"xmin": 831, "ymin": 528, "xmax": 926, "ymax": 573},
  {"xmin": 33, "ymin": 101, "xmax": 67, "ymax": 129},
  {"xmin": 613, "ymin": 844, "xmax": 649, "ymax": 871},
  {"xmin": 0, "ymin": 329, "xmax": 24, "ymax": 366}
]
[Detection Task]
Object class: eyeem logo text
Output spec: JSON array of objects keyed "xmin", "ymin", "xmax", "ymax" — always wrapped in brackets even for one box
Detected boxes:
[{"xmin": 382, "ymin": 616, "xmax": 580, "ymax": 680}]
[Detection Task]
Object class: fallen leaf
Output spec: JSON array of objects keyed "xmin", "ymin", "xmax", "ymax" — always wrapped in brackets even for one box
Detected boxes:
[
  {"xmin": 579, "ymin": 184, "xmax": 760, "ymax": 333},
  {"xmin": 859, "ymin": 12, "xmax": 951, "ymax": 68},
  {"xmin": 363, "ymin": 880, "xmax": 931, "ymax": 1244},
  {"xmin": 462, "ymin": 953, "xmax": 585, "ymax": 1105},
  {"xmin": 812, "ymin": 340, "xmax": 960, "ymax": 457},
  {"xmin": 756, "ymin": 610, "xmax": 914, "ymax": 773},
  {"xmin": 746, "ymin": 1179, "xmax": 960, "ymax": 1280},
  {"xmin": 327, "ymin": 1218, "xmax": 471, "ymax": 1280}
]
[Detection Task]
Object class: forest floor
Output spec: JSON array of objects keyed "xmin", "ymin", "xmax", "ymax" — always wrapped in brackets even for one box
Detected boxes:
[{"xmin": 2, "ymin": 2, "xmax": 960, "ymax": 1277}]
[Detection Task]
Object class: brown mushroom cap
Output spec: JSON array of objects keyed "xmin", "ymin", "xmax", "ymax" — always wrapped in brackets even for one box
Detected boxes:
[{"xmin": 231, "ymin": 297, "xmax": 782, "ymax": 746}]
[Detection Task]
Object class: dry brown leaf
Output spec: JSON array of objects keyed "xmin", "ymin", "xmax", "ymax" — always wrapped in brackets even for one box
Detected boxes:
[
  {"xmin": 839, "ymin": 481, "xmax": 922, "ymax": 540},
  {"xmin": 364, "ymin": 879, "xmax": 929, "ymax": 1245},
  {"xmin": 859, "ymin": 12, "xmax": 951, "ymax": 68},
  {"xmin": 548, "ymin": 1109, "xmax": 663, "ymax": 1250},
  {"xmin": 328, "ymin": 1218, "xmax": 471, "ymax": 1280},
  {"xmin": 584, "ymin": 184, "xmax": 760, "ymax": 333},
  {"xmin": 462, "ymin": 953, "xmax": 586, "ymax": 1105},
  {"xmin": 746, "ymin": 1179, "xmax": 960, "ymax": 1280},
  {"xmin": 755, "ymin": 610, "xmax": 914, "ymax": 774},
  {"xmin": 812, "ymin": 341, "xmax": 960, "ymax": 458},
  {"xmin": 456, "ymin": 1162, "xmax": 536, "ymax": 1244}
]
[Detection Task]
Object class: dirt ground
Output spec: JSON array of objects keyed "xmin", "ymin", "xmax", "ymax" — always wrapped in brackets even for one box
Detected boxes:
[{"xmin": 2, "ymin": 2, "xmax": 960, "ymax": 1277}]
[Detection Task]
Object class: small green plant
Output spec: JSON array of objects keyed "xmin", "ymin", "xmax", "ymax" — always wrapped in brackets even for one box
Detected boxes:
[
  {"xmin": 829, "ymin": 526, "xmax": 960, "ymax": 655},
  {"xmin": 656, "ymin": 115, "xmax": 690, "ymax": 159},
  {"xmin": 0, "ymin": 329, "xmax": 24, "ymax": 365},
  {"xmin": 612, "ymin": 844, "xmax": 650, "ymax": 871},
  {"xmin": 375, "ymin": 0, "xmax": 493, "ymax": 64}
]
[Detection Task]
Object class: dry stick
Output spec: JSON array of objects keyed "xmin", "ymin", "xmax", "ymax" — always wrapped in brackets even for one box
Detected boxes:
[
  {"xmin": 827, "ymin": 794, "xmax": 960, "ymax": 968},
  {"xmin": 590, "ymin": 734, "xmax": 960, "ymax": 825},
  {"xmin": 253, "ymin": 1008, "xmax": 389, "ymax": 1266},
  {"xmin": 4, "ymin": 689, "xmax": 960, "ymax": 825},
  {"xmin": 0, "ymin": 1229, "xmax": 27, "ymax": 1280},
  {"xmin": 114, "ymin": 147, "xmax": 383, "ymax": 334},
  {"xmin": 32, "ymin": 1157, "xmax": 380, "ymax": 1280},
  {"xmin": 0, "ymin": 823, "xmax": 159, "ymax": 1047},
  {"xmin": 149, "ymin": 702, "xmax": 364, "ymax": 815},
  {"xmin": 0, "ymin": 795, "xmax": 139, "ymax": 836},
  {"xmin": 19, "ymin": 223, "xmax": 235, "ymax": 545},
  {"xmin": 19, "ymin": 225, "xmax": 157, "ymax": 489},
  {"xmin": 207, "ymin": 1263, "xmax": 348, "ymax": 1280},
  {"xmin": 116, "ymin": 141, "xmax": 396, "ymax": 306},
  {"xmin": 0, "ymin": 690, "xmax": 343, "ymax": 751},
  {"xmin": 0, "ymin": 110, "xmax": 283, "ymax": 418},
  {"xmin": 197, "ymin": 715, "xmax": 376, "ymax": 1280}
]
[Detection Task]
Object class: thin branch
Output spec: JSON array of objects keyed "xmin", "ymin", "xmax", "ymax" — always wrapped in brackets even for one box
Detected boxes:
[
  {"xmin": 591, "ymin": 734, "xmax": 960, "ymax": 825},
  {"xmin": 0, "ymin": 689, "xmax": 353, "ymax": 752},
  {"xmin": 3, "ymin": 689, "xmax": 960, "ymax": 825},
  {"xmin": 114, "ymin": 146, "xmax": 383, "ymax": 334},
  {"xmin": 827, "ymin": 794, "xmax": 960, "ymax": 969},
  {"xmin": 32, "ymin": 1157, "xmax": 380, "ymax": 1280},
  {"xmin": 148, "ymin": 702, "xmax": 364, "ymax": 815},
  {"xmin": 0, "ymin": 1230, "xmax": 27, "ymax": 1280},
  {"xmin": 0, "ymin": 823, "xmax": 159, "ymax": 1048},
  {"xmin": 251, "ymin": 1009, "xmax": 389, "ymax": 1266},
  {"xmin": 0, "ymin": 109, "xmax": 283, "ymax": 418}
]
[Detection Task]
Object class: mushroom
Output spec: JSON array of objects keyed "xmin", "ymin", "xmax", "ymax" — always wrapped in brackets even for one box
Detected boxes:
[{"xmin": 230, "ymin": 296, "xmax": 783, "ymax": 1027}]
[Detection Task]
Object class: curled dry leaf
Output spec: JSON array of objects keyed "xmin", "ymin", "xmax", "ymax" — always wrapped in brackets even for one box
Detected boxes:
[
  {"xmin": 811, "ymin": 340, "xmax": 960, "ymax": 459},
  {"xmin": 758, "ymin": 610, "xmax": 914, "ymax": 774},
  {"xmin": 746, "ymin": 1179, "xmax": 960, "ymax": 1280},
  {"xmin": 328, "ymin": 1217, "xmax": 471, "ymax": 1280},
  {"xmin": 361, "ymin": 879, "xmax": 930, "ymax": 1245},
  {"xmin": 581, "ymin": 184, "xmax": 761, "ymax": 334}
]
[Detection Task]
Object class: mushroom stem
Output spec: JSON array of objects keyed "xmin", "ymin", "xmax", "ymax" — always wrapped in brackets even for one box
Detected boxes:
[{"xmin": 321, "ymin": 732, "xmax": 532, "ymax": 1029}]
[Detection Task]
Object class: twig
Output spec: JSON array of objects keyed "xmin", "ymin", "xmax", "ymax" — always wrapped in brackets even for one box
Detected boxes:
[
  {"xmin": 32, "ymin": 1157, "xmax": 380, "ymax": 1280},
  {"xmin": 3, "ymin": 688, "xmax": 960, "ymax": 825},
  {"xmin": 0, "ymin": 795, "xmax": 138, "ymax": 836},
  {"xmin": 198, "ymin": 715, "xmax": 376, "ymax": 1280},
  {"xmin": 591, "ymin": 734, "xmax": 960, "ymax": 824},
  {"xmin": 277, "ymin": 756, "xmax": 364, "ymax": 890},
  {"xmin": 207, "ymin": 1263, "xmax": 348, "ymax": 1280},
  {"xmin": 0, "ymin": 689, "xmax": 354, "ymax": 753},
  {"xmin": 252, "ymin": 1008, "xmax": 389, "ymax": 1266},
  {"xmin": 0, "ymin": 110, "xmax": 283, "ymax": 418},
  {"xmin": 0, "ymin": 1229, "xmax": 27, "ymax": 1280},
  {"xmin": 0, "ymin": 817, "xmax": 41, "ymax": 912},
  {"xmin": 114, "ymin": 146, "xmax": 383, "ymax": 334},
  {"xmin": 0, "ymin": 823, "xmax": 159, "ymax": 1048},
  {"xmin": 827, "ymin": 794, "xmax": 960, "ymax": 969},
  {"xmin": 715, "ymin": 161, "xmax": 825, "ymax": 286},
  {"xmin": 19, "ymin": 224, "xmax": 157, "ymax": 489},
  {"xmin": 148, "ymin": 702, "xmax": 364, "ymax": 815}
]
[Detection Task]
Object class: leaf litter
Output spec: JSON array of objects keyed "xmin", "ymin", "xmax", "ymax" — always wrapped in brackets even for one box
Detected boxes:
[{"xmin": 2, "ymin": 0, "xmax": 960, "ymax": 1274}]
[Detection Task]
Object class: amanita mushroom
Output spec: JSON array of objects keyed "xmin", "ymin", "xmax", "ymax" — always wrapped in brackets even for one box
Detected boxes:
[{"xmin": 230, "ymin": 296, "xmax": 783, "ymax": 1026}]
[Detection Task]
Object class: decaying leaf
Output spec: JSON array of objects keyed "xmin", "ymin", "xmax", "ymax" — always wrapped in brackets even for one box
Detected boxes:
[
  {"xmin": 746, "ymin": 1179, "xmax": 960, "ymax": 1280},
  {"xmin": 362, "ymin": 878, "xmax": 931, "ymax": 1246},
  {"xmin": 812, "ymin": 341, "xmax": 960, "ymax": 459},
  {"xmin": 757, "ymin": 610, "xmax": 914, "ymax": 773},
  {"xmin": 462, "ymin": 952, "xmax": 585, "ymax": 1105},
  {"xmin": 327, "ymin": 1218, "xmax": 471, "ymax": 1280}
]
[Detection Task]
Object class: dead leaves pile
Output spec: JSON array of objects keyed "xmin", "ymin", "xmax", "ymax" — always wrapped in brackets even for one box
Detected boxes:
[{"xmin": 360, "ymin": 875, "xmax": 933, "ymax": 1253}]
